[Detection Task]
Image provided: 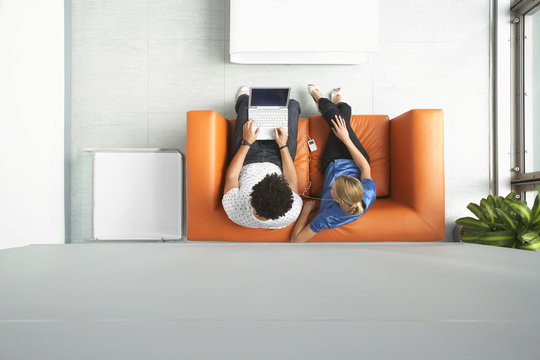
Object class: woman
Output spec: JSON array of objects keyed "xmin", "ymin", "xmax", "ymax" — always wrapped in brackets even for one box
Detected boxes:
[{"xmin": 290, "ymin": 84, "xmax": 376, "ymax": 242}]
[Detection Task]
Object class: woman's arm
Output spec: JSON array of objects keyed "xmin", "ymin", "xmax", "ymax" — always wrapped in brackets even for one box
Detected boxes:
[
  {"xmin": 331, "ymin": 115, "xmax": 371, "ymax": 180},
  {"xmin": 274, "ymin": 127, "xmax": 299, "ymax": 193},
  {"xmin": 223, "ymin": 120, "xmax": 260, "ymax": 194},
  {"xmin": 291, "ymin": 200, "xmax": 317, "ymax": 243}
]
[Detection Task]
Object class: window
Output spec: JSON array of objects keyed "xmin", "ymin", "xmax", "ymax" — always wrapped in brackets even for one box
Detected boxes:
[
  {"xmin": 525, "ymin": 189, "xmax": 538, "ymax": 207},
  {"xmin": 511, "ymin": 0, "xmax": 540, "ymax": 197}
]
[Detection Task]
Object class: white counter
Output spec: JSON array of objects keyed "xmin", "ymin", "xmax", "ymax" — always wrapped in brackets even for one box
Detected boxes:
[{"xmin": 0, "ymin": 242, "xmax": 539, "ymax": 359}]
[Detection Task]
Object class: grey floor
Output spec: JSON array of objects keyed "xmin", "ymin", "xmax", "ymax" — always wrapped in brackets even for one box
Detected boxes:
[
  {"xmin": 69, "ymin": 0, "xmax": 492, "ymax": 243},
  {"xmin": 1, "ymin": 242, "xmax": 539, "ymax": 359}
]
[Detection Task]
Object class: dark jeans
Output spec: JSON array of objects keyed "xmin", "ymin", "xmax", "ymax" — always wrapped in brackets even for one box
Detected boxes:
[
  {"xmin": 231, "ymin": 94, "xmax": 301, "ymax": 167},
  {"xmin": 318, "ymin": 98, "xmax": 370, "ymax": 174}
]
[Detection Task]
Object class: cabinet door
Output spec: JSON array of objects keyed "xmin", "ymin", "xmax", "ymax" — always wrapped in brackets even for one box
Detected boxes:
[{"xmin": 93, "ymin": 151, "xmax": 182, "ymax": 240}]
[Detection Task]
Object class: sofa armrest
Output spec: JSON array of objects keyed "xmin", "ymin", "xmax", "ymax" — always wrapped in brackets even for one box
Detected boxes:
[
  {"xmin": 187, "ymin": 111, "xmax": 230, "ymax": 236},
  {"xmin": 390, "ymin": 109, "xmax": 445, "ymax": 239}
]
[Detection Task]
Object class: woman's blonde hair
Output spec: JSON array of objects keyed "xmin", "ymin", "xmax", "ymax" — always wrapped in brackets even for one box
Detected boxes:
[{"xmin": 334, "ymin": 175, "xmax": 364, "ymax": 215}]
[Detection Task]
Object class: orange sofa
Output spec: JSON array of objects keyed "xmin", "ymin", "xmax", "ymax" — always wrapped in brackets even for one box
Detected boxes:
[{"xmin": 186, "ymin": 109, "xmax": 444, "ymax": 242}]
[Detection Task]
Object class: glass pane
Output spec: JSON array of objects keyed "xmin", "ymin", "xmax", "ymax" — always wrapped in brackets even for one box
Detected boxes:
[
  {"xmin": 524, "ymin": 6, "xmax": 540, "ymax": 173},
  {"xmin": 525, "ymin": 190, "xmax": 538, "ymax": 208}
]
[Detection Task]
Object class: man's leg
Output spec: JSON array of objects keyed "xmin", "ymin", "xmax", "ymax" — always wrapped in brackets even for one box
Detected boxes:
[
  {"xmin": 230, "ymin": 94, "xmax": 250, "ymax": 157},
  {"xmin": 285, "ymin": 99, "xmax": 301, "ymax": 161}
]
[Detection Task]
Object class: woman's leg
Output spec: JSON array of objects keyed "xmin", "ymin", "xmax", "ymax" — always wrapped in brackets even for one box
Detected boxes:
[
  {"xmin": 319, "ymin": 98, "xmax": 348, "ymax": 173},
  {"xmin": 318, "ymin": 99, "xmax": 370, "ymax": 173},
  {"xmin": 334, "ymin": 102, "xmax": 370, "ymax": 164},
  {"xmin": 321, "ymin": 132, "xmax": 346, "ymax": 174}
]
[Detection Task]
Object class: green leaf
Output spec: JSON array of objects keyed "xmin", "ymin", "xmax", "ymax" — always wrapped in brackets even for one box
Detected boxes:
[
  {"xmin": 531, "ymin": 189, "xmax": 540, "ymax": 225},
  {"xmin": 475, "ymin": 231, "xmax": 516, "ymax": 247},
  {"xmin": 504, "ymin": 199, "xmax": 532, "ymax": 226},
  {"xmin": 494, "ymin": 208, "xmax": 518, "ymax": 232},
  {"xmin": 487, "ymin": 194, "xmax": 496, "ymax": 208},
  {"xmin": 460, "ymin": 230, "xmax": 482, "ymax": 242},
  {"xmin": 456, "ymin": 217, "xmax": 490, "ymax": 231},
  {"xmin": 518, "ymin": 231, "xmax": 539, "ymax": 244},
  {"xmin": 494, "ymin": 196, "xmax": 504, "ymax": 208},
  {"xmin": 519, "ymin": 238, "xmax": 540, "ymax": 252},
  {"xmin": 467, "ymin": 202, "xmax": 488, "ymax": 222},
  {"xmin": 506, "ymin": 193, "xmax": 517, "ymax": 201},
  {"xmin": 480, "ymin": 199, "xmax": 496, "ymax": 223},
  {"xmin": 489, "ymin": 222, "xmax": 510, "ymax": 231}
]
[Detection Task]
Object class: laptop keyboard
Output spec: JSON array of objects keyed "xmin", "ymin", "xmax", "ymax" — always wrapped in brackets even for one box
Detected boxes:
[{"xmin": 250, "ymin": 110, "xmax": 288, "ymax": 128}]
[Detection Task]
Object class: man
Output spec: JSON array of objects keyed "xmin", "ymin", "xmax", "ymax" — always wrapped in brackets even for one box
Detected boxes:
[{"xmin": 222, "ymin": 87, "xmax": 302, "ymax": 229}]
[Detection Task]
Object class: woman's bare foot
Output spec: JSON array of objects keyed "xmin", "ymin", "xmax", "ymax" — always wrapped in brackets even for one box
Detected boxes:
[
  {"xmin": 308, "ymin": 83, "xmax": 323, "ymax": 104},
  {"xmin": 331, "ymin": 88, "xmax": 342, "ymax": 104}
]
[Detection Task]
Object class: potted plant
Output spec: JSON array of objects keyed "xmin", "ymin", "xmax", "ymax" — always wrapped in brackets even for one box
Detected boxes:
[{"xmin": 455, "ymin": 186, "xmax": 540, "ymax": 251}]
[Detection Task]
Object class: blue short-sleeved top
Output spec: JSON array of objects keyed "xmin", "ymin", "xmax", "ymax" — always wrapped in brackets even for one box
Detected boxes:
[{"xmin": 309, "ymin": 159, "xmax": 376, "ymax": 233}]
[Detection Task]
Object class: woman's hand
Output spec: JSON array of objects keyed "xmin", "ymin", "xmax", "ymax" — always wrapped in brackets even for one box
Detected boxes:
[
  {"xmin": 274, "ymin": 127, "xmax": 288, "ymax": 148},
  {"xmin": 331, "ymin": 115, "xmax": 351, "ymax": 145},
  {"xmin": 243, "ymin": 119, "xmax": 260, "ymax": 144}
]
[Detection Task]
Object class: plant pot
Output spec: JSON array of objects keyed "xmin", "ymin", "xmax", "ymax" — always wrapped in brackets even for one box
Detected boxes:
[{"xmin": 453, "ymin": 224, "xmax": 465, "ymax": 242}]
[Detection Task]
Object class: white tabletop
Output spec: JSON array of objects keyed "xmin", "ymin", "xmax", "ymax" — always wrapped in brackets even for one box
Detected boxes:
[{"xmin": 0, "ymin": 242, "xmax": 539, "ymax": 359}]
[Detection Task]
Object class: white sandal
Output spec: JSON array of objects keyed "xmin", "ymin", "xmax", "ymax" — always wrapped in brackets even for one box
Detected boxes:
[
  {"xmin": 331, "ymin": 87, "xmax": 344, "ymax": 103},
  {"xmin": 307, "ymin": 83, "xmax": 322, "ymax": 104}
]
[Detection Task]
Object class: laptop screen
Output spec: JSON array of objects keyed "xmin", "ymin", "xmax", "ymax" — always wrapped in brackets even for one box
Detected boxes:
[{"xmin": 250, "ymin": 88, "xmax": 290, "ymax": 107}]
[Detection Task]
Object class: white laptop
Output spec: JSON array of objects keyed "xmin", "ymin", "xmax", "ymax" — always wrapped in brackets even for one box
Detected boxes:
[{"xmin": 248, "ymin": 87, "xmax": 290, "ymax": 140}]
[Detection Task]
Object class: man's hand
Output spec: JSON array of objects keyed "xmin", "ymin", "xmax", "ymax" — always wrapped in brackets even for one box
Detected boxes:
[
  {"xmin": 303, "ymin": 200, "xmax": 318, "ymax": 213},
  {"xmin": 243, "ymin": 119, "xmax": 260, "ymax": 143},
  {"xmin": 274, "ymin": 127, "xmax": 288, "ymax": 148},
  {"xmin": 291, "ymin": 200, "xmax": 318, "ymax": 243},
  {"xmin": 331, "ymin": 115, "xmax": 351, "ymax": 145}
]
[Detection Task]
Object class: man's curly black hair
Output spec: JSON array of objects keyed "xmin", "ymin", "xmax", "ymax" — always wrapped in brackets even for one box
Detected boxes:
[{"xmin": 250, "ymin": 173, "xmax": 293, "ymax": 220}]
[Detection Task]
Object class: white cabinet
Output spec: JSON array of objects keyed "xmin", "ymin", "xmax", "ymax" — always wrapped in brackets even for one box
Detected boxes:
[
  {"xmin": 229, "ymin": 0, "xmax": 379, "ymax": 64},
  {"xmin": 90, "ymin": 149, "xmax": 183, "ymax": 240}
]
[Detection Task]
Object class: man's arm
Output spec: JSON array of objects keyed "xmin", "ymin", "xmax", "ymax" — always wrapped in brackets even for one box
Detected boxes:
[
  {"xmin": 223, "ymin": 145, "xmax": 249, "ymax": 194},
  {"xmin": 274, "ymin": 128, "xmax": 299, "ymax": 193},
  {"xmin": 223, "ymin": 120, "xmax": 260, "ymax": 194},
  {"xmin": 291, "ymin": 200, "xmax": 317, "ymax": 243},
  {"xmin": 331, "ymin": 116, "xmax": 371, "ymax": 180}
]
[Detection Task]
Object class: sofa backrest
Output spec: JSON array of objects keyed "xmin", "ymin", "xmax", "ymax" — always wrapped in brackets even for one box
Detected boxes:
[{"xmin": 228, "ymin": 115, "xmax": 390, "ymax": 198}]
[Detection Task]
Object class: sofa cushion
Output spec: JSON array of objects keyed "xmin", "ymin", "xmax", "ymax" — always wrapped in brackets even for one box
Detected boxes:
[
  {"xmin": 307, "ymin": 115, "xmax": 390, "ymax": 198},
  {"xmin": 309, "ymin": 198, "xmax": 442, "ymax": 242}
]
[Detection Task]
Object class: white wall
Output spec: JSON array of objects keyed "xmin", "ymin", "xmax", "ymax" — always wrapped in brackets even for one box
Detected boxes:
[
  {"xmin": 70, "ymin": 0, "xmax": 492, "ymax": 242},
  {"xmin": 496, "ymin": 0, "xmax": 512, "ymax": 197},
  {"xmin": 0, "ymin": 0, "xmax": 65, "ymax": 249}
]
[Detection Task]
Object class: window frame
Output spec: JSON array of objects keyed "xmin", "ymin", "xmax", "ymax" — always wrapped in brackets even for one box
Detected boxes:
[{"xmin": 510, "ymin": 0, "xmax": 540, "ymax": 197}]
